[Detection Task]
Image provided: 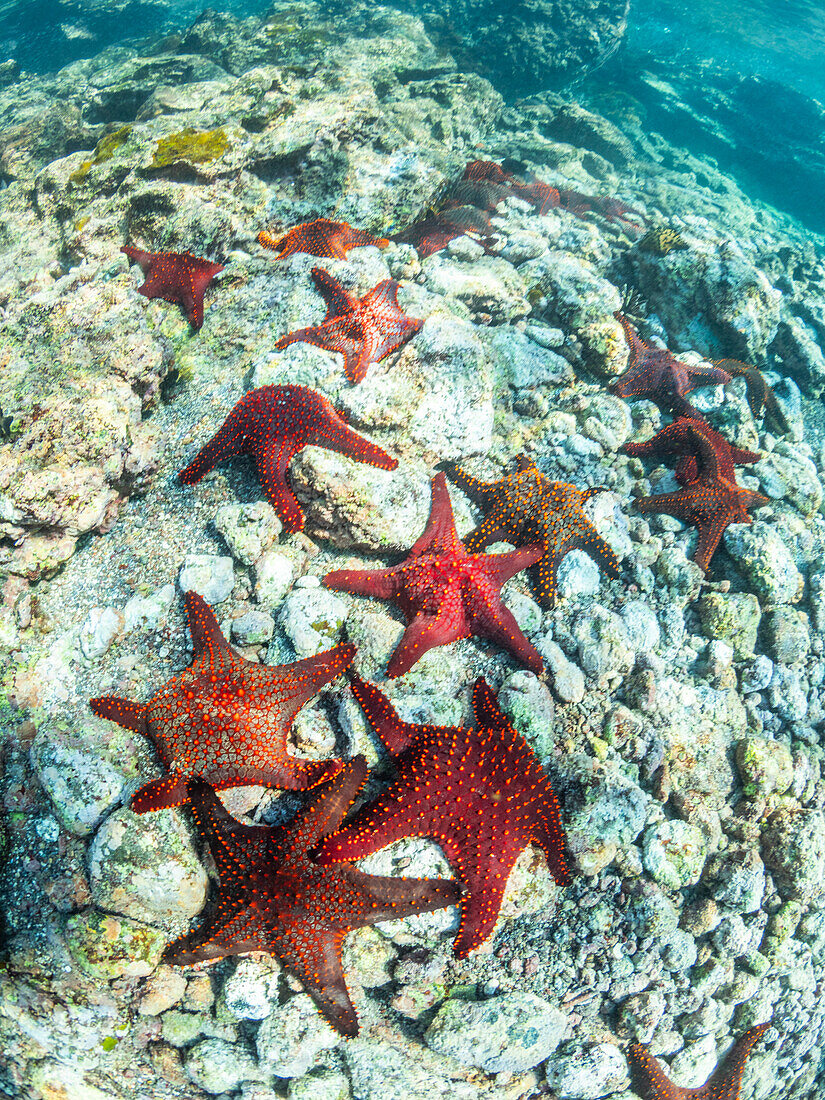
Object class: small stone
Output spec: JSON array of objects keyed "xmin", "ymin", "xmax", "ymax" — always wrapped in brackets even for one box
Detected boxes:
[
  {"xmin": 740, "ymin": 655, "xmax": 773, "ymax": 693},
  {"xmin": 287, "ymin": 1068, "xmax": 351, "ymax": 1100},
  {"xmin": 123, "ymin": 584, "xmax": 176, "ymax": 633},
  {"xmin": 186, "ymin": 1037, "xmax": 261, "ymax": 1095},
  {"xmin": 620, "ymin": 599, "xmax": 660, "ymax": 653},
  {"xmin": 216, "ymin": 501, "xmax": 282, "ymax": 565},
  {"xmin": 762, "ymin": 607, "xmax": 810, "ymax": 664},
  {"xmin": 705, "ymin": 846, "xmax": 766, "ymax": 914},
  {"xmin": 179, "ymin": 553, "xmax": 235, "ymax": 604},
  {"xmin": 697, "ymin": 592, "xmax": 761, "ymax": 660},
  {"xmin": 425, "ymin": 992, "xmax": 568, "ymax": 1074},
  {"xmin": 256, "ymin": 994, "xmax": 340, "ymax": 1078},
  {"xmin": 574, "ymin": 605, "xmax": 634, "ymax": 681},
  {"xmin": 342, "ymin": 926, "xmax": 396, "ymax": 989},
  {"xmin": 64, "ymin": 910, "xmax": 165, "ymax": 979},
  {"xmin": 544, "ymin": 1042, "xmax": 629, "ymax": 1099},
  {"xmin": 722, "ymin": 521, "xmax": 802, "ymax": 605},
  {"xmin": 618, "ymin": 989, "xmax": 666, "ymax": 1043},
  {"xmin": 557, "ymin": 551, "xmax": 600, "ymax": 598},
  {"xmin": 31, "ymin": 727, "xmax": 132, "ymax": 837},
  {"xmin": 222, "ymin": 957, "xmax": 280, "ymax": 1020},
  {"xmin": 642, "ymin": 819, "xmax": 707, "ymax": 890},
  {"xmin": 660, "ymin": 929, "xmax": 698, "ymax": 971},
  {"xmin": 80, "ymin": 607, "xmax": 123, "ymax": 659},
  {"xmin": 256, "ymin": 550, "xmax": 297, "ymax": 607},
  {"xmin": 231, "ymin": 609, "xmax": 275, "ymax": 646},
  {"xmin": 762, "ymin": 806, "xmax": 825, "ymax": 902},
  {"xmin": 278, "ymin": 586, "xmax": 347, "ymax": 656},
  {"xmin": 138, "ymin": 964, "xmax": 188, "ymax": 1015},
  {"xmin": 496, "ymin": 670, "xmax": 556, "ymax": 758},
  {"xmin": 540, "ymin": 638, "xmax": 585, "ymax": 703},
  {"xmin": 735, "ymin": 738, "xmax": 793, "ymax": 799}
]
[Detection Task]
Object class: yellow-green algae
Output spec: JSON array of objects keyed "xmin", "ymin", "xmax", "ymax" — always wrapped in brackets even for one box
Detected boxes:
[
  {"xmin": 69, "ymin": 125, "xmax": 132, "ymax": 184},
  {"xmin": 151, "ymin": 127, "xmax": 230, "ymax": 169}
]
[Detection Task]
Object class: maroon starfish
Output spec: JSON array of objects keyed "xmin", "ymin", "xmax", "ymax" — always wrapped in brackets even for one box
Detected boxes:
[
  {"xmin": 317, "ymin": 674, "xmax": 569, "ymax": 957},
  {"xmin": 121, "ymin": 246, "xmax": 224, "ymax": 329},
  {"xmin": 612, "ymin": 311, "xmax": 732, "ymax": 418},
  {"xmin": 448, "ymin": 455, "xmax": 620, "ymax": 607},
  {"xmin": 178, "ymin": 383, "xmax": 397, "ymax": 533},
  {"xmin": 90, "ymin": 591, "xmax": 354, "ymax": 812},
  {"xmin": 628, "ymin": 1022, "xmax": 772, "ymax": 1100},
  {"xmin": 165, "ymin": 758, "xmax": 461, "ymax": 1036},
  {"xmin": 715, "ymin": 358, "xmax": 792, "ymax": 435},
  {"xmin": 274, "ymin": 267, "xmax": 423, "ymax": 384},
  {"xmin": 624, "ymin": 416, "xmax": 761, "ymax": 484},
  {"xmin": 258, "ymin": 218, "xmax": 389, "ymax": 260},
  {"xmin": 393, "ymin": 206, "xmax": 497, "ymax": 258},
  {"xmin": 323, "ymin": 472, "xmax": 544, "ymax": 677},
  {"xmin": 634, "ymin": 432, "xmax": 768, "ymax": 573}
]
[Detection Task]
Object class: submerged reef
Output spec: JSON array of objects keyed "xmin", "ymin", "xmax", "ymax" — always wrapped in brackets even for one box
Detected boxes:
[{"xmin": 1, "ymin": 3, "xmax": 825, "ymax": 1100}]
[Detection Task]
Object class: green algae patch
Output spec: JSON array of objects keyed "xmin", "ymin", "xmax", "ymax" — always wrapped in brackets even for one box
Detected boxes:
[
  {"xmin": 152, "ymin": 127, "xmax": 230, "ymax": 169},
  {"xmin": 64, "ymin": 909, "xmax": 166, "ymax": 979},
  {"xmin": 69, "ymin": 125, "xmax": 132, "ymax": 184}
]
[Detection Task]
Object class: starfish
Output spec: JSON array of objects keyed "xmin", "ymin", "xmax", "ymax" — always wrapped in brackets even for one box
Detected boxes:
[
  {"xmin": 559, "ymin": 190, "xmax": 644, "ymax": 232},
  {"xmin": 612, "ymin": 312, "xmax": 732, "ymax": 418},
  {"xmin": 257, "ymin": 218, "xmax": 389, "ymax": 261},
  {"xmin": 714, "ymin": 358, "xmax": 792, "ymax": 435},
  {"xmin": 393, "ymin": 206, "xmax": 496, "ymax": 258},
  {"xmin": 121, "ymin": 246, "xmax": 224, "ymax": 329},
  {"xmin": 178, "ymin": 383, "xmax": 397, "ymax": 533},
  {"xmin": 90, "ymin": 591, "xmax": 354, "ymax": 812},
  {"xmin": 164, "ymin": 758, "xmax": 461, "ymax": 1036},
  {"xmin": 624, "ymin": 416, "xmax": 761, "ymax": 485},
  {"xmin": 323, "ymin": 472, "xmax": 544, "ymax": 677},
  {"xmin": 634, "ymin": 449, "xmax": 769, "ymax": 573},
  {"xmin": 448, "ymin": 455, "xmax": 620, "ymax": 607},
  {"xmin": 628, "ymin": 1022, "xmax": 772, "ymax": 1100},
  {"xmin": 274, "ymin": 267, "xmax": 423, "ymax": 385},
  {"xmin": 317, "ymin": 674, "xmax": 569, "ymax": 957}
]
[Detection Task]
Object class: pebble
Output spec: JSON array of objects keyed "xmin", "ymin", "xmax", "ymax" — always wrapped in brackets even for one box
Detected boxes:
[
  {"xmin": 123, "ymin": 584, "xmax": 176, "ymax": 633},
  {"xmin": 540, "ymin": 637, "xmax": 586, "ymax": 703},
  {"xmin": 79, "ymin": 606, "xmax": 123, "ymax": 659},
  {"xmin": 278, "ymin": 586, "xmax": 347, "ymax": 656},
  {"xmin": 231, "ymin": 608, "xmax": 275, "ymax": 646},
  {"xmin": 642, "ymin": 819, "xmax": 707, "ymax": 890},
  {"xmin": 215, "ymin": 501, "xmax": 282, "ymax": 565},
  {"xmin": 256, "ymin": 550, "xmax": 297, "ymax": 607},
  {"xmin": 186, "ymin": 1037, "xmax": 261, "ymax": 1095},
  {"xmin": 557, "ymin": 550, "xmax": 600, "ymax": 598},
  {"xmin": 544, "ymin": 1041, "xmax": 629, "ymax": 1099},
  {"xmin": 256, "ymin": 994, "xmax": 340, "ymax": 1077},
  {"xmin": 722, "ymin": 522, "xmax": 802, "ymax": 605},
  {"xmin": 179, "ymin": 553, "xmax": 235, "ymax": 604}
]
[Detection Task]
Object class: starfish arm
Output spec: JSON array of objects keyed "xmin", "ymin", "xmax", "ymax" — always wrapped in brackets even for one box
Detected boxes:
[
  {"xmin": 613, "ymin": 312, "xmax": 648, "ymax": 364},
  {"xmin": 261, "ymin": 643, "xmax": 357, "ymax": 737},
  {"xmin": 316, "ymin": 788, "xmax": 430, "ymax": 864},
  {"xmin": 446, "ymin": 463, "xmax": 497, "ymax": 505},
  {"xmin": 764, "ymin": 388, "xmax": 793, "ymax": 434},
  {"xmin": 277, "ymin": 757, "xmax": 368, "ymax": 866},
  {"xmin": 343, "ymin": 865, "xmax": 461, "ymax": 927},
  {"xmin": 482, "ymin": 544, "xmax": 543, "ymax": 584},
  {"xmin": 693, "ymin": 509, "xmax": 736, "ymax": 573},
  {"xmin": 386, "ymin": 612, "xmax": 462, "ymax": 679},
  {"xmin": 462, "ymin": 513, "xmax": 518, "ymax": 553},
  {"xmin": 274, "ymin": 322, "xmax": 335, "ymax": 355},
  {"xmin": 187, "ymin": 778, "xmax": 274, "ymax": 881},
  {"xmin": 407, "ymin": 473, "xmax": 463, "ymax": 557},
  {"xmin": 449, "ymin": 846, "xmax": 521, "ymax": 958},
  {"xmin": 178, "ymin": 402, "xmax": 250, "ymax": 485},
  {"xmin": 704, "ymin": 1024, "xmax": 772, "ymax": 1097},
  {"xmin": 469, "ymin": 600, "xmax": 544, "ymax": 675},
  {"xmin": 531, "ymin": 812, "xmax": 571, "ymax": 887},
  {"xmin": 272, "ymin": 921, "xmax": 359, "ymax": 1037},
  {"xmin": 347, "ymin": 672, "xmax": 420, "ymax": 755},
  {"xmin": 310, "ymin": 267, "xmax": 358, "ymax": 321},
  {"xmin": 577, "ymin": 526, "xmax": 622, "ymax": 580},
  {"xmin": 121, "ymin": 245, "xmax": 153, "ymax": 274},
  {"xmin": 323, "ymin": 565, "xmax": 401, "ymax": 600},
  {"xmin": 533, "ymin": 551, "xmax": 561, "ymax": 607},
  {"xmin": 344, "ymin": 342, "xmax": 374, "ymax": 385},
  {"xmin": 683, "ymin": 361, "xmax": 732, "ymax": 391},
  {"xmin": 635, "ymin": 488, "xmax": 691, "ymax": 518},
  {"xmin": 628, "ymin": 1044, "xmax": 683, "ymax": 1100},
  {"xmin": 131, "ymin": 774, "xmax": 191, "ymax": 813},
  {"xmin": 312, "ymin": 407, "xmax": 398, "ymax": 472},
  {"xmin": 471, "ymin": 678, "xmax": 511, "ymax": 730},
  {"xmin": 162, "ymin": 896, "xmax": 255, "ymax": 966},
  {"xmin": 184, "ymin": 591, "xmax": 235, "ymax": 662},
  {"xmin": 89, "ymin": 696, "xmax": 147, "ymax": 735},
  {"xmin": 254, "ymin": 431, "xmax": 306, "ymax": 532}
]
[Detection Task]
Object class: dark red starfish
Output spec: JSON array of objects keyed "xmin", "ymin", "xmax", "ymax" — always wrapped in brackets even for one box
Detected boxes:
[
  {"xmin": 164, "ymin": 758, "xmax": 461, "ymax": 1036},
  {"xmin": 393, "ymin": 206, "xmax": 497, "ymax": 258},
  {"xmin": 257, "ymin": 218, "xmax": 389, "ymax": 260},
  {"xmin": 90, "ymin": 591, "xmax": 354, "ymax": 812},
  {"xmin": 448, "ymin": 455, "xmax": 620, "ymax": 607},
  {"xmin": 317, "ymin": 674, "xmax": 569, "ymax": 957},
  {"xmin": 178, "ymin": 383, "xmax": 397, "ymax": 532},
  {"xmin": 323, "ymin": 472, "xmax": 544, "ymax": 677},
  {"xmin": 628, "ymin": 1022, "xmax": 772, "ymax": 1100},
  {"xmin": 274, "ymin": 267, "xmax": 422, "ymax": 384},
  {"xmin": 612, "ymin": 312, "xmax": 732, "ymax": 418},
  {"xmin": 624, "ymin": 416, "xmax": 761, "ymax": 484},
  {"xmin": 714, "ymin": 358, "xmax": 792, "ymax": 435},
  {"xmin": 121, "ymin": 246, "xmax": 224, "ymax": 329},
  {"xmin": 634, "ymin": 431, "xmax": 769, "ymax": 573}
]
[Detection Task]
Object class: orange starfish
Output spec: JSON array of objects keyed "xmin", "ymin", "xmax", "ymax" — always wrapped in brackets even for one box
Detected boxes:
[
  {"xmin": 258, "ymin": 218, "xmax": 389, "ymax": 260},
  {"xmin": 628, "ymin": 1023, "xmax": 772, "ymax": 1100}
]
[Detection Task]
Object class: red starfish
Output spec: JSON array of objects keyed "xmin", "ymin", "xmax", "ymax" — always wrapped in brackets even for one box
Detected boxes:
[
  {"xmin": 634, "ymin": 435, "xmax": 768, "ymax": 573},
  {"xmin": 165, "ymin": 758, "xmax": 461, "ymax": 1036},
  {"xmin": 274, "ymin": 267, "xmax": 423, "ymax": 385},
  {"xmin": 317, "ymin": 674, "xmax": 569, "ymax": 957},
  {"xmin": 257, "ymin": 218, "xmax": 389, "ymax": 260},
  {"xmin": 90, "ymin": 591, "xmax": 354, "ymax": 812},
  {"xmin": 628, "ymin": 1023, "xmax": 772, "ymax": 1100},
  {"xmin": 612, "ymin": 312, "xmax": 732, "ymax": 418},
  {"xmin": 121, "ymin": 246, "xmax": 224, "ymax": 329},
  {"xmin": 448, "ymin": 455, "xmax": 620, "ymax": 607},
  {"xmin": 393, "ymin": 206, "xmax": 497, "ymax": 258},
  {"xmin": 624, "ymin": 416, "xmax": 761, "ymax": 484},
  {"xmin": 178, "ymin": 383, "xmax": 397, "ymax": 532},
  {"xmin": 714, "ymin": 358, "xmax": 792, "ymax": 435},
  {"xmin": 323, "ymin": 472, "xmax": 544, "ymax": 677}
]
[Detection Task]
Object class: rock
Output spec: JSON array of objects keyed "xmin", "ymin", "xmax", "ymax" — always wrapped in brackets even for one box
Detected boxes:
[
  {"xmin": 278, "ymin": 583, "xmax": 347, "ymax": 657},
  {"xmin": 618, "ymin": 989, "xmax": 666, "ymax": 1044},
  {"xmin": 544, "ymin": 1041, "xmax": 629, "ymax": 1099},
  {"xmin": 705, "ymin": 847, "xmax": 766, "ymax": 915},
  {"xmin": 137, "ymin": 965, "xmax": 188, "ymax": 1016},
  {"xmin": 63, "ymin": 910, "xmax": 166, "ymax": 980},
  {"xmin": 222, "ymin": 957, "xmax": 280, "ymax": 1021},
  {"xmin": 178, "ymin": 553, "xmax": 235, "ymax": 605},
  {"xmin": 573, "ymin": 604, "xmax": 634, "ymax": 682},
  {"xmin": 735, "ymin": 738, "xmax": 794, "ymax": 800},
  {"xmin": 487, "ymin": 326, "xmax": 572, "ymax": 389},
  {"xmin": 762, "ymin": 607, "xmax": 810, "ymax": 664},
  {"xmin": 722, "ymin": 522, "xmax": 802, "ymax": 605},
  {"xmin": 540, "ymin": 638, "xmax": 586, "ymax": 703},
  {"xmin": 698, "ymin": 592, "xmax": 761, "ymax": 660},
  {"xmin": 342, "ymin": 926, "xmax": 396, "ymax": 990},
  {"xmin": 496, "ymin": 670, "xmax": 556, "ymax": 758},
  {"xmin": 423, "ymin": 253, "xmax": 529, "ymax": 324},
  {"xmin": 755, "ymin": 450, "xmax": 823, "ymax": 516},
  {"xmin": 557, "ymin": 551, "xmax": 600, "ymax": 599},
  {"xmin": 768, "ymin": 663, "xmax": 809, "ymax": 722},
  {"xmin": 79, "ymin": 607, "xmax": 123, "ymax": 659},
  {"xmin": 256, "ymin": 994, "xmax": 340, "ymax": 1078},
  {"xmin": 655, "ymin": 546, "xmax": 704, "ymax": 605},
  {"xmin": 344, "ymin": 1038, "xmax": 476, "ymax": 1100},
  {"xmin": 620, "ymin": 599, "xmax": 660, "ymax": 654},
  {"xmin": 287, "ymin": 1069, "xmax": 351, "ymax": 1100},
  {"xmin": 256, "ymin": 551, "xmax": 298, "ymax": 608},
  {"xmin": 762, "ymin": 807, "xmax": 825, "ymax": 902},
  {"xmin": 215, "ymin": 501, "xmax": 282, "ymax": 565},
  {"xmin": 186, "ymin": 1037, "xmax": 261, "ymax": 1095},
  {"xmin": 739, "ymin": 655, "xmax": 774, "ymax": 694},
  {"xmin": 565, "ymin": 761, "xmax": 648, "ymax": 876},
  {"xmin": 642, "ymin": 819, "xmax": 707, "ymax": 890},
  {"xmin": 123, "ymin": 584, "xmax": 176, "ymax": 633},
  {"xmin": 425, "ymin": 991, "xmax": 568, "ymax": 1073},
  {"xmin": 231, "ymin": 609, "xmax": 275, "ymax": 646},
  {"xmin": 88, "ymin": 805, "xmax": 208, "ymax": 926}
]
